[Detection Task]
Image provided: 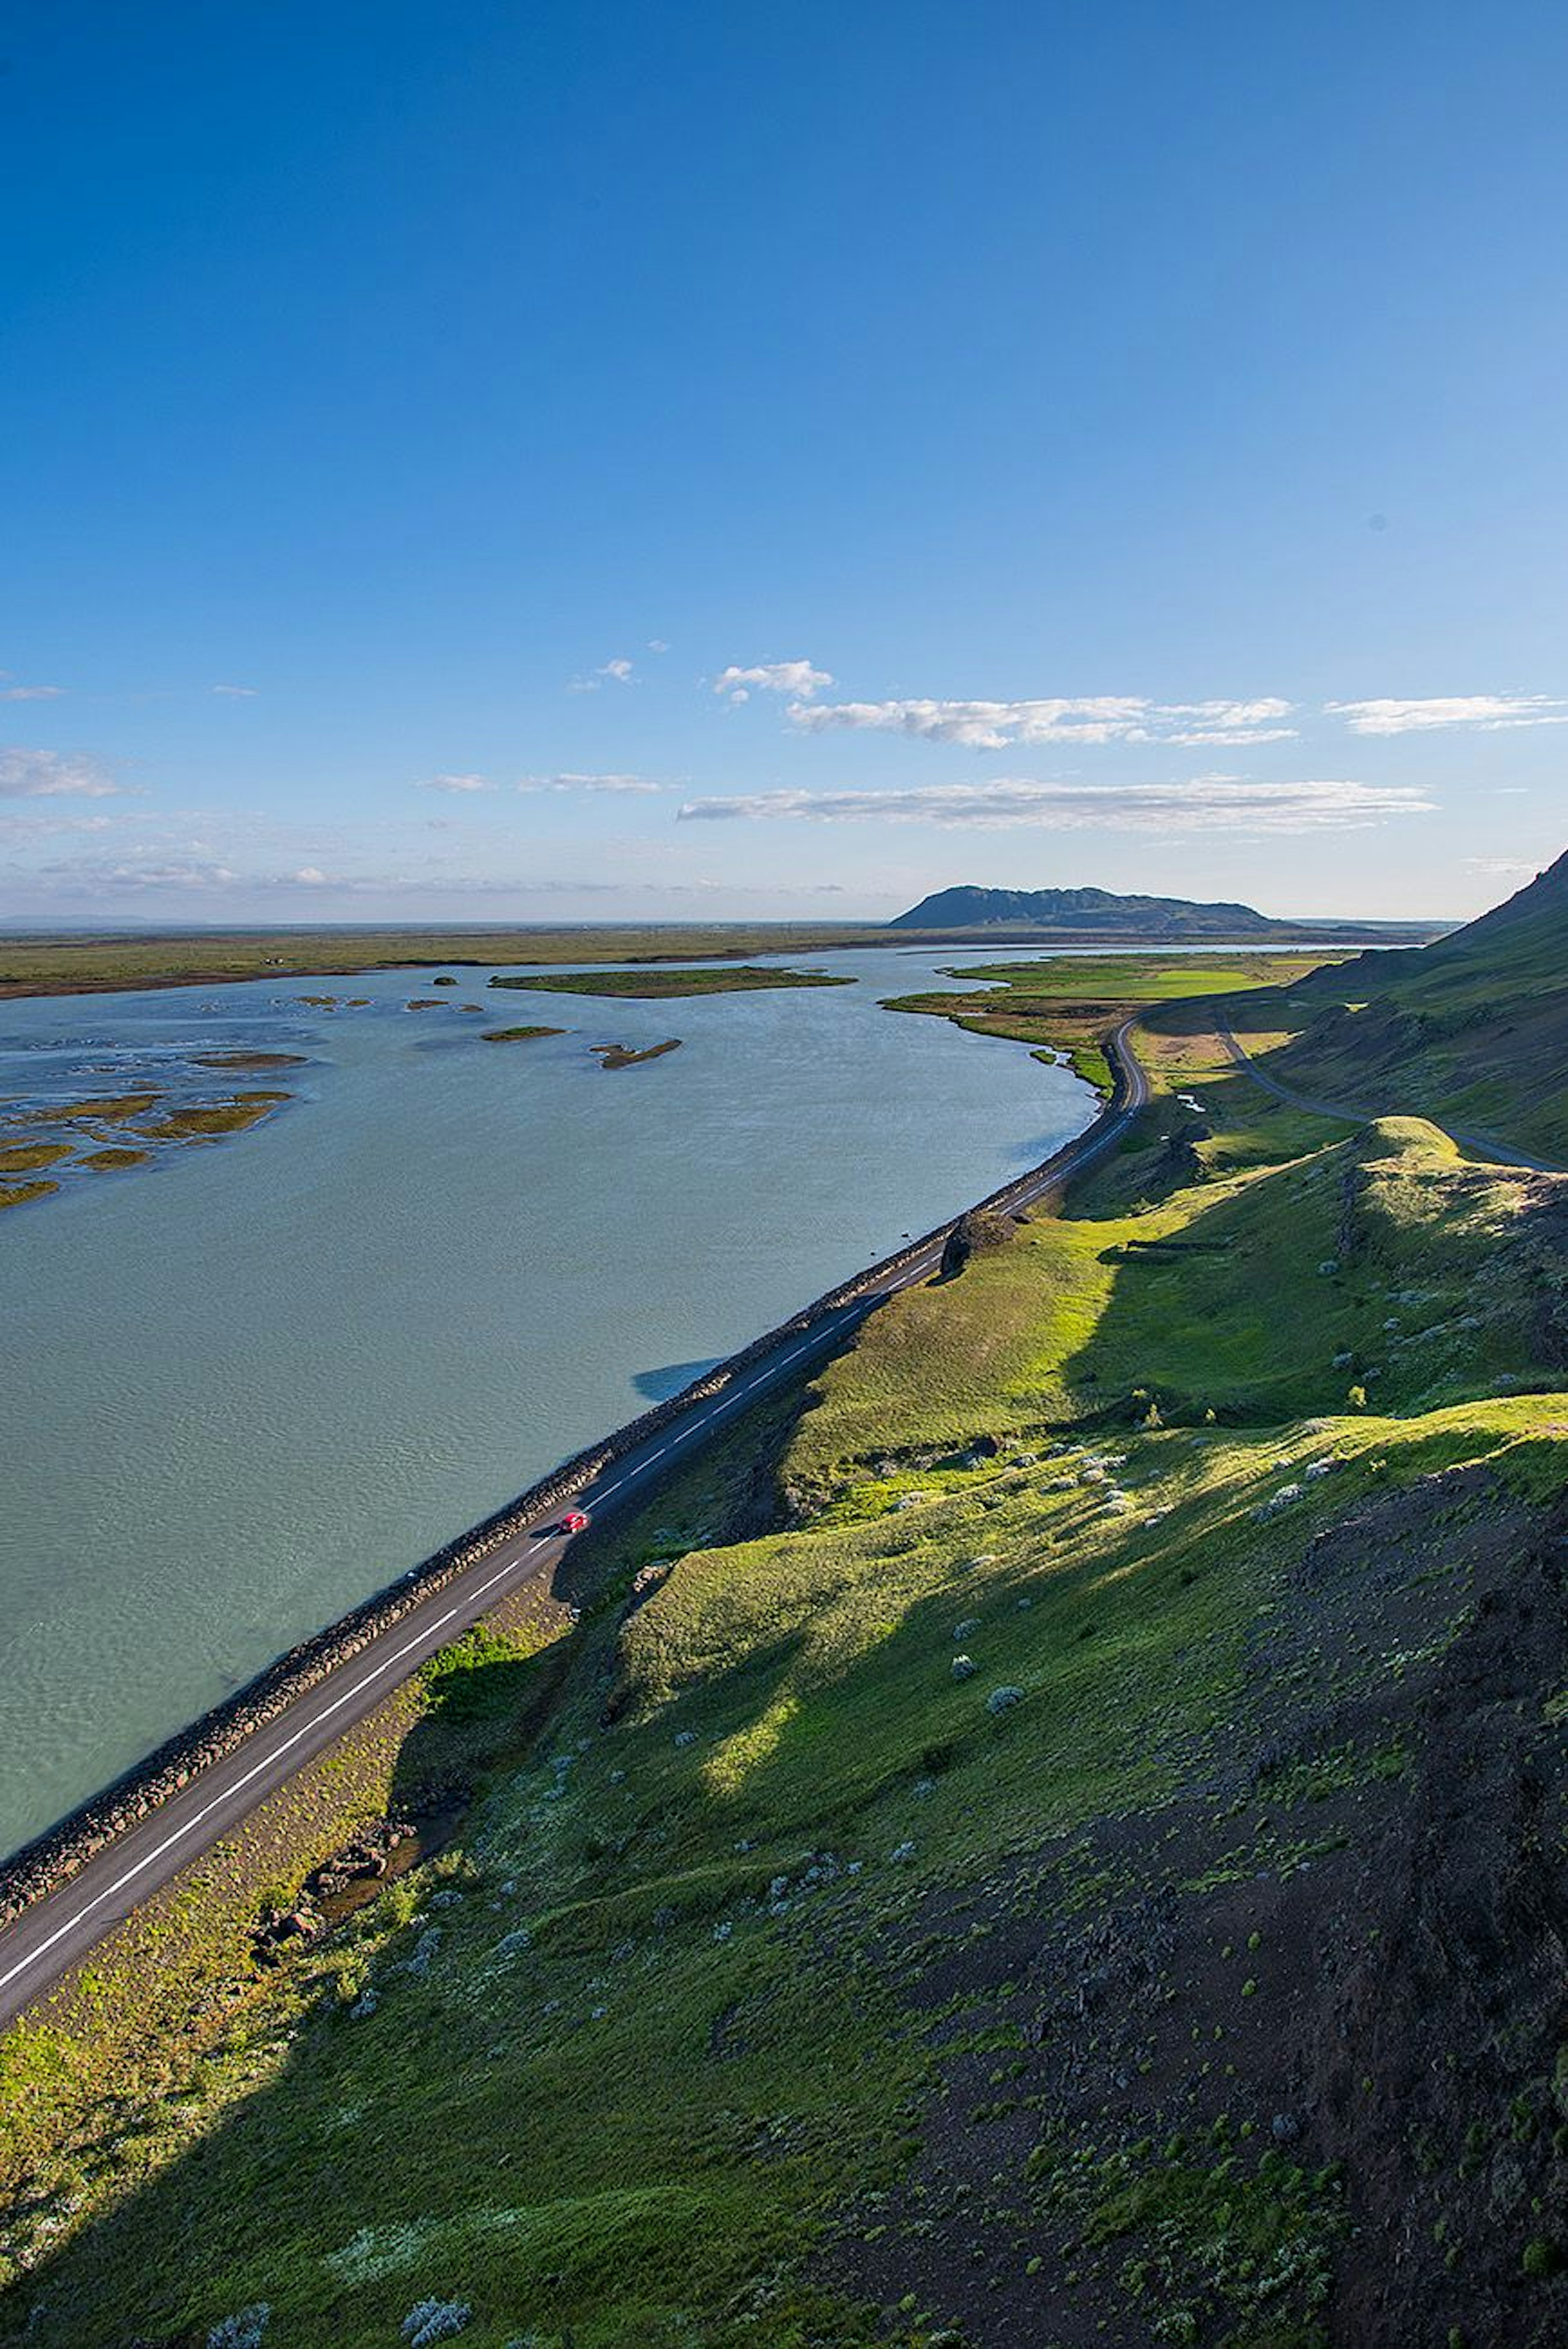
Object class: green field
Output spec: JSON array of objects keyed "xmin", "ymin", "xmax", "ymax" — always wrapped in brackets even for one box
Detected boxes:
[
  {"xmin": 901, "ymin": 953, "xmax": 1344, "ymax": 1004},
  {"xmin": 884, "ymin": 951, "xmax": 1344, "ymax": 1098}
]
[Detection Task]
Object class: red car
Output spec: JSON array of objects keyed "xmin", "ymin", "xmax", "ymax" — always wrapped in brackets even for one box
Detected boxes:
[{"xmin": 559, "ymin": 1510, "xmax": 591, "ymax": 1535}]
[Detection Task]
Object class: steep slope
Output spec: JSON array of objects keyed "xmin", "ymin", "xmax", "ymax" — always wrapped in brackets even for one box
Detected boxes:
[
  {"xmin": 891, "ymin": 885, "xmax": 1285, "ymax": 937},
  {"xmin": 1271, "ymin": 850, "xmax": 1568, "ymax": 1158},
  {"xmin": 3, "ymin": 1114, "xmax": 1563, "ymax": 2349}
]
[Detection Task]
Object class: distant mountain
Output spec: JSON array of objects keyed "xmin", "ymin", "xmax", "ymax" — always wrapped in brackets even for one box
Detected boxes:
[
  {"xmin": 1276, "ymin": 849, "xmax": 1568, "ymax": 1161},
  {"xmin": 890, "ymin": 883, "xmax": 1285, "ymax": 938}
]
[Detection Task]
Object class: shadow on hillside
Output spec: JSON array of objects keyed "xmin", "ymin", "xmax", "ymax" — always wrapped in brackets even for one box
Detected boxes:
[
  {"xmin": 384, "ymin": 1363, "xmax": 821, "ymax": 1822},
  {"xmin": 0, "ymin": 1374, "xmax": 1143, "ymax": 2345},
  {"xmin": 0, "ymin": 1351, "xmax": 838, "ymax": 2341},
  {"xmin": 1053, "ymin": 1117, "xmax": 1555, "ymax": 1430}
]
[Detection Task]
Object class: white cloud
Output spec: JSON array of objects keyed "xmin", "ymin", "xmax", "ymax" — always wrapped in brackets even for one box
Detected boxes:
[
  {"xmin": 211, "ymin": 683, "xmax": 258, "ymax": 698},
  {"xmin": 0, "ymin": 811, "xmax": 115, "ymax": 844},
  {"xmin": 0, "ymin": 683, "xmax": 63, "ymax": 702},
  {"xmin": 415, "ymin": 772, "xmax": 495, "ymax": 793},
  {"xmin": 0, "ymin": 748, "xmax": 122, "ymax": 799},
  {"xmin": 1325, "ymin": 694, "xmax": 1568, "ymax": 734},
  {"xmin": 567, "ymin": 655, "xmax": 638, "ymax": 693},
  {"xmin": 715, "ymin": 659, "xmax": 834, "ymax": 705},
  {"xmin": 647, "ymin": 638, "xmax": 670, "ymax": 654},
  {"xmin": 787, "ymin": 695, "xmax": 1295, "ymax": 748},
  {"xmin": 24, "ymin": 856, "xmax": 245, "ymax": 890},
  {"xmin": 1462, "ymin": 856, "xmax": 1541, "ymax": 879},
  {"xmin": 676, "ymin": 777, "xmax": 1434, "ymax": 834},
  {"xmin": 293, "ymin": 865, "xmax": 329, "ymax": 884},
  {"xmin": 517, "ymin": 772, "xmax": 671, "ymax": 796}
]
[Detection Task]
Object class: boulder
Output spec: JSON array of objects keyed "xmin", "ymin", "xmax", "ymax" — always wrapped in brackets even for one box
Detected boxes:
[{"xmin": 940, "ymin": 1207, "xmax": 1014, "ymax": 1278}]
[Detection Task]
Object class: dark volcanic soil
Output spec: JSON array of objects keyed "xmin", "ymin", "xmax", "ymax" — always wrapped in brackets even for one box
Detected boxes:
[{"xmin": 832, "ymin": 1472, "xmax": 1568, "ymax": 2347}]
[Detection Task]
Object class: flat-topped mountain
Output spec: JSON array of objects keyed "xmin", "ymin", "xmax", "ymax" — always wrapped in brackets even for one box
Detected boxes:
[{"xmin": 891, "ymin": 883, "xmax": 1287, "ymax": 937}]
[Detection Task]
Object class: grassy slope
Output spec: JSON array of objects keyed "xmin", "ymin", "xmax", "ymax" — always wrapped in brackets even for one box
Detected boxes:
[
  {"xmin": 1245, "ymin": 852, "xmax": 1568, "ymax": 1160},
  {"xmin": 3, "ymin": 1044, "xmax": 1564, "ymax": 2347}
]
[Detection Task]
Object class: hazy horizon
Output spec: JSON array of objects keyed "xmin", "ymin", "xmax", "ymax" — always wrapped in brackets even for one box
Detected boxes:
[{"xmin": 5, "ymin": 7, "xmax": 1566, "ymax": 925}]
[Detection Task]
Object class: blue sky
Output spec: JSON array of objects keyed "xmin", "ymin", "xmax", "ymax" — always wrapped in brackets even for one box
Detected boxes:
[{"xmin": 3, "ymin": 1, "xmax": 1566, "ymax": 924}]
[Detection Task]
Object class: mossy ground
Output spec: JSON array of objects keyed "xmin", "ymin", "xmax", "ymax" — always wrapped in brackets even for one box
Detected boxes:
[
  {"xmin": 490, "ymin": 966, "xmax": 853, "ymax": 999},
  {"xmin": 76, "ymin": 1147, "xmax": 151, "ymax": 1171},
  {"xmin": 0, "ymin": 1144, "xmax": 74, "ymax": 1175},
  {"xmin": 0, "ymin": 1084, "xmax": 293, "ymax": 1211},
  {"xmin": 0, "ymin": 1011, "xmax": 1563, "ymax": 2347},
  {"xmin": 0, "ymin": 1180, "xmax": 57, "ymax": 1211},
  {"xmin": 134, "ymin": 1095, "xmax": 290, "ymax": 1142}
]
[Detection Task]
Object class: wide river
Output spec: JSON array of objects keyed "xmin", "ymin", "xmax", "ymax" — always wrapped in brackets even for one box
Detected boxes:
[{"xmin": 2, "ymin": 943, "xmax": 1098, "ymax": 1856}]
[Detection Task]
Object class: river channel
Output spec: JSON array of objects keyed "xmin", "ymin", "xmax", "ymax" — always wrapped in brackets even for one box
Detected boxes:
[{"xmin": 0, "ymin": 944, "xmax": 1100, "ymax": 1855}]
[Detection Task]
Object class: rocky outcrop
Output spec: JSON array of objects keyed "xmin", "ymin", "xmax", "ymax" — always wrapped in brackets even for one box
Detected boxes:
[{"xmin": 940, "ymin": 1206, "xmax": 1016, "ymax": 1278}]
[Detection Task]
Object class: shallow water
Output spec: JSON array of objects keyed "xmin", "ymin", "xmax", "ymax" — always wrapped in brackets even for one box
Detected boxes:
[{"xmin": 1, "ymin": 944, "xmax": 1095, "ymax": 1854}]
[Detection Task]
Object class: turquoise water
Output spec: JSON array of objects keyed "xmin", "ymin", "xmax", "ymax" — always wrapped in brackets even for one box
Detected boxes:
[{"xmin": 1, "ymin": 946, "xmax": 1091, "ymax": 1854}]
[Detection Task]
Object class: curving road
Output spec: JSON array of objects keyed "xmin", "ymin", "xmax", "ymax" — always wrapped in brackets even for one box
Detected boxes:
[
  {"xmin": 1214, "ymin": 1018, "xmax": 1563, "ymax": 1174},
  {"xmin": 0, "ymin": 1023, "xmax": 1148, "ymax": 2029}
]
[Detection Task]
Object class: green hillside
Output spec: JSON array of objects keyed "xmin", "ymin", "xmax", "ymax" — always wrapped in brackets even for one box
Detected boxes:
[
  {"xmin": 1260, "ymin": 850, "xmax": 1568, "ymax": 1160},
  {"xmin": 3, "ymin": 1057, "xmax": 1564, "ymax": 2347}
]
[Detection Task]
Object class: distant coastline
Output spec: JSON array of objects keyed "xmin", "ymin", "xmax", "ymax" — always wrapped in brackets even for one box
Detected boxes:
[{"xmin": 0, "ymin": 917, "xmax": 1448, "ymax": 1002}]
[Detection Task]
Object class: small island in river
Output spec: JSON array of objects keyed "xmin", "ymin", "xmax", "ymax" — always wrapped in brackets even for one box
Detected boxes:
[
  {"xmin": 193, "ymin": 1051, "xmax": 308, "ymax": 1072},
  {"xmin": 0, "ymin": 1080, "xmax": 295, "ymax": 1213},
  {"xmin": 479, "ymin": 1024, "xmax": 566, "ymax": 1043},
  {"xmin": 592, "ymin": 1038, "xmax": 682, "ymax": 1069},
  {"xmin": 488, "ymin": 964, "xmax": 851, "ymax": 999}
]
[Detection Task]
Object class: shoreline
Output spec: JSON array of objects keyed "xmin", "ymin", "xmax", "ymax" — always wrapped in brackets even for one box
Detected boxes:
[
  {"xmin": 0, "ymin": 1033, "xmax": 1136, "ymax": 1943},
  {"xmin": 0, "ymin": 929, "xmax": 1439, "ymax": 1003}
]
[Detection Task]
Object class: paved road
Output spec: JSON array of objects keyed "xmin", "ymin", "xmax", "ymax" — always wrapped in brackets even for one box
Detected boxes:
[
  {"xmin": 1214, "ymin": 1018, "xmax": 1563, "ymax": 1174},
  {"xmin": 0, "ymin": 1023, "xmax": 1148, "ymax": 2029}
]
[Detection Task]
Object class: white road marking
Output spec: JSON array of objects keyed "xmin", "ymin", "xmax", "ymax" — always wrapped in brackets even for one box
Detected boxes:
[{"xmin": 0, "ymin": 1546, "xmax": 528, "ymax": 1996}]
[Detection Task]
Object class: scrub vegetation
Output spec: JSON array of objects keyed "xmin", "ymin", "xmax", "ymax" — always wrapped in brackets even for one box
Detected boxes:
[
  {"xmin": 1, "ymin": 903, "xmax": 1564, "ymax": 2347},
  {"xmin": 0, "ymin": 920, "xmax": 1399, "ymax": 1003},
  {"xmin": 490, "ymin": 966, "xmax": 853, "ymax": 998},
  {"xmin": 0, "ymin": 1082, "xmax": 294, "ymax": 1214},
  {"xmin": 0, "ymin": 927, "xmax": 889, "ymax": 999},
  {"xmin": 134, "ymin": 1095, "xmax": 290, "ymax": 1142},
  {"xmin": 0, "ymin": 1143, "xmax": 74, "ymax": 1175},
  {"xmin": 0, "ymin": 1180, "xmax": 58, "ymax": 1212}
]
